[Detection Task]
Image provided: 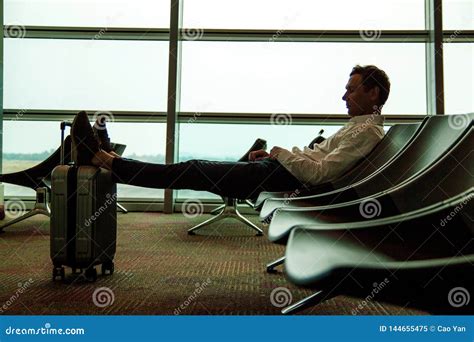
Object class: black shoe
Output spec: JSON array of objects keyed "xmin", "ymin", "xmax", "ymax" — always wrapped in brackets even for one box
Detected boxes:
[
  {"xmin": 71, "ymin": 111, "xmax": 100, "ymax": 165},
  {"xmin": 93, "ymin": 117, "xmax": 113, "ymax": 153}
]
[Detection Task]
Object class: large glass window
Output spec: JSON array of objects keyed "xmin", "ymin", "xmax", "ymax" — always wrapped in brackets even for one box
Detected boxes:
[
  {"xmin": 2, "ymin": 0, "xmax": 460, "ymax": 206},
  {"xmin": 443, "ymin": 43, "xmax": 474, "ymax": 114},
  {"xmin": 183, "ymin": 0, "xmax": 425, "ymax": 30},
  {"xmin": 4, "ymin": 0, "xmax": 170, "ymax": 28},
  {"xmin": 4, "ymin": 39, "xmax": 169, "ymax": 111},
  {"xmin": 176, "ymin": 122, "xmax": 343, "ymax": 199},
  {"xmin": 2, "ymin": 120, "xmax": 166, "ymax": 199},
  {"xmin": 105, "ymin": 122, "xmax": 166, "ymax": 199},
  {"xmin": 181, "ymin": 42, "xmax": 426, "ymax": 115},
  {"xmin": 443, "ymin": 0, "xmax": 474, "ymax": 30}
]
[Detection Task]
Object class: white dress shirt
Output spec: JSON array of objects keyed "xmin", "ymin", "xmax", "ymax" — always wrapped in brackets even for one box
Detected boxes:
[{"xmin": 275, "ymin": 114, "xmax": 385, "ymax": 186}]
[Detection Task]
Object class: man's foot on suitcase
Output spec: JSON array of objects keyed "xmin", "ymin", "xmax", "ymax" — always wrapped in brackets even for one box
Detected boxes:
[
  {"xmin": 91, "ymin": 150, "xmax": 115, "ymax": 170},
  {"xmin": 93, "ymin": 116, "xmax": 114, "ymax": 153},
  {"xmin": 71, "ymin": 111, "xmax": 100, "ymax": 165}
]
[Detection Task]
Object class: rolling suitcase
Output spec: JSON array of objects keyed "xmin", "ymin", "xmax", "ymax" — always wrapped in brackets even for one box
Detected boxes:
[{"xmin": 50, "ymin": 121, "xmax": 117, "ymax": 281}]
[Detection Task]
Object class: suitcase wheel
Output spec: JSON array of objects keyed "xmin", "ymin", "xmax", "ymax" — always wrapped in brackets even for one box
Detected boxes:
[
  {"xmin": 85, "ymin": 267, "xmax": 98, "ymax": 281},
  {"xmin": 101, "ymin": 261, "xmax": 114, "ymax": 276},
  {"xmin": 52, "ymin": 267, "xmax": 65, "ymax": 281}
]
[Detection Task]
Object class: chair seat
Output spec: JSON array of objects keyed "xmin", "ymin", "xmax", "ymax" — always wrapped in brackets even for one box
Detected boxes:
[
  {"xmin": 284, "ymin": 201, "xmax": 474, "ymax": 313},
  {"xmin": 268, "ymin": 207, "xmax": 361, "ymax": 243},
  {"xmin": 259, "ymin": 188, "xmax": 358, "ymax": 221},
  {"xmin": 286, "ymin": 223, "xmax": 473, "ymax": 287}
]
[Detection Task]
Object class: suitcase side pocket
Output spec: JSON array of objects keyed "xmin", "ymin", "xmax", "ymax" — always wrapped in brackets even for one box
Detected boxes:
[
  {"xmin": 50, "ymin": 165, "xmax": 77, "ymax": 266},
  {"xmin": 76, "ymin": 166, "xmax": 99, "ymax": 264}
]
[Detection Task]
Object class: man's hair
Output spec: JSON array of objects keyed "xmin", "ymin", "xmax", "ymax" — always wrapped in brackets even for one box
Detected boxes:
[{"xmin": 350, "ymin": 65, "xmax": 391, "ymax": 107}]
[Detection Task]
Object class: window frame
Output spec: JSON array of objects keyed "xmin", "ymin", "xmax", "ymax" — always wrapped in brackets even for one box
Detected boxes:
[{"xmin": 1, "ymin": 0, "xmax": 473, "ymax": 211}]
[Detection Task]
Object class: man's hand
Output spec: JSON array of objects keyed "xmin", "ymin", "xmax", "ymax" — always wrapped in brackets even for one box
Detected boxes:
[
  {"xmin": 248, "ymin": 149, "xmax": 270, "ymax": 161},
  {"xmin": 269, "ymin": 146, "xmax": 284, "ymax": 159}
]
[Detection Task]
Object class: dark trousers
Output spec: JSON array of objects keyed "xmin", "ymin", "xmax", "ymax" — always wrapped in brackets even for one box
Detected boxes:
[{"xmin": 111, "ymin": 158, "xmax": 305, "ymax": 200}]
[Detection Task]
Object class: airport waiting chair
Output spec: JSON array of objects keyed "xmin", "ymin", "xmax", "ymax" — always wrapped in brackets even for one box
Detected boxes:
[
  {"xmin": 254, "ymin": 122, "xmax": 425, "ymax": 211},
  {"xmin": 0, "ymin": 136, "xmax": 127, "ymax": 231},
  {"xmin": 256, "ymin": 121, "xmax": 425, "ymax": 219},
  {"xmin": 259, "ymin": 114, "xmax": 472, "ymax": 221},
  {"xmin": 187, "ymin": 130, "xmax": 326, "ymax": 235},
  {"xmin": 187, "ymin": 138, "xmax": 268, "ymax": 236},
  {"xmin": 265, "ymin": 115, "xmax": 473, "ymax": 271},
  {"xmin": 0, "ymin": 136, "xmax": 72, "ymax": 231},
  {"xmin": 282, "ymin": 193, "xmax": 474, "ymax": 314}
]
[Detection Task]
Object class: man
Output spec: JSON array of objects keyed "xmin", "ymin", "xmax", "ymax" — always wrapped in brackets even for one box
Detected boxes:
[{"xmin": 71, "ymin": 65, "xmax": 390, "ymax": 200}]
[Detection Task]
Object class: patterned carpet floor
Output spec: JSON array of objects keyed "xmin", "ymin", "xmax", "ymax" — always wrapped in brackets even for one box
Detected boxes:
[{"xmin": 0, "ymin": 212, "xmax": 428, "ymax": 315}]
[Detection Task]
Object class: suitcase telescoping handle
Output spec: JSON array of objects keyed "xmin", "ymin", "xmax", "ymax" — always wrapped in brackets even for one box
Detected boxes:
[{"xmin": 60, "ymin": 121, "xmax": 72, "ymax": 165}]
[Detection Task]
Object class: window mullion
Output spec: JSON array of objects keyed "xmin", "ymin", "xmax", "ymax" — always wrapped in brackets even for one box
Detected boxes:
[
  {"xmin": 425, "ymin": 0, "xmax": 445, "ymax": 115},
  {"xmin": 164, "ymin": 0, "xmax": 183, "ymax": 213}
]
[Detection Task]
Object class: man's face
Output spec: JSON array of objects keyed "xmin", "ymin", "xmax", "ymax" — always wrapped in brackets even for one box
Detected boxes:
[{"xmin": 342, "ymin": 74, "xmax": 378, "ymax": 117}]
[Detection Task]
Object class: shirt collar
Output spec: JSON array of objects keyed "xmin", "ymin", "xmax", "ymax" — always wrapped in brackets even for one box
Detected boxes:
[{"xmin": 348, "ymin": 114, "xmax": 384, "ymax": 125}]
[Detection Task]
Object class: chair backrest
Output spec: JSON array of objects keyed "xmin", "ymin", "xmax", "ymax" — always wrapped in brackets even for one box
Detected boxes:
[
  {"xmin": 0, "ymin": 136, "xmax": 72, "ymax": 190},
  {"xmin": 389, "ymin": 125, "xmax": 473, "ymax": 212},
  {"xmin": 254, "ymin": 121, "xmax": 425, "ymax": 208},
  {"xmin": 354, "ymin": 114, "xmax": 473, "ymax": 198},
  {"xmin": 331, "ymin": 121, "xmax": 423, "ymax": 189}
]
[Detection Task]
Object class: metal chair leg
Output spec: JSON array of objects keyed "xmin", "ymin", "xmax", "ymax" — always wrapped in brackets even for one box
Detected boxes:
[
  {"xmin": 244, "ymin": 199, "xmax": 255, "ymax": 208},
  {"xmin": 0, "ymin": 187, "xmax": 50, "ymax": 231},
  {"xmin": 0, "ymin": 209, "xmax": 47, "ymax": 230},
  {"xmin": 117, "ymin": 202, "xmax": 128, "ymax": 214},
  {"xmin": 235, "ymin": 209, "xmax": 263, "ymax": 235},
  {"xmin": 281, "ymin": 290, "xmax": 325, "ymax": 315},
  {"xmin": 210, "ymin": 204, "xmax": 225, "ymax": 215},
  {"xmin": 188, "ymin": 197, "xmax": 263, "ymax": 236},
  {"xmin": 266, "ymin": 256, "xmax": 286, "ymax": 273},
  {"xmin": 188, "ymin": 209, "xmax": 228, "ymax": 235}
]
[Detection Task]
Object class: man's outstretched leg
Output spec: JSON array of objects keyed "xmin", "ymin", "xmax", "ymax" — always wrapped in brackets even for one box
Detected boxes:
[{"xmin": 71, "ymin": 111, "xmax": 304, "ymax": 199}]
